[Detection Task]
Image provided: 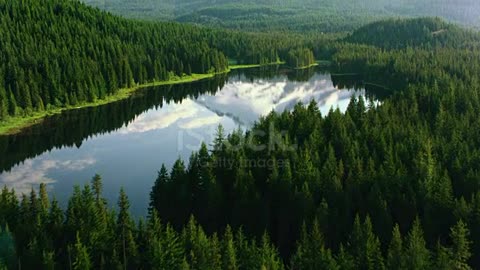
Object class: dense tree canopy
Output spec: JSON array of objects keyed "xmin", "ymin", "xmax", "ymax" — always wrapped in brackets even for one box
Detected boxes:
[
  {"xmin": 147, "ymin": 18, "xmax": 480, "ymax": 268},
  {"xmin": 346, "ymin": 17, "xmax": 480, "ymax": 49},
  {"xmin": 2, "ymin": 4, "xmax": 480, "ymax": 269},
  {"xmin": 83, "ymin": 0, "xmax": 480, "ymax": 32},
  {"xmin": 0, "ymin": 0, "xmax": 337, "ymax": 124},
  {"xmin": 285, "ymin": 48, "xmax": 315, "ymax": 69},
  {"xmin": 0, "ymin": 0, "xmax": 231, "ymax": 121},
  {"xmin": 0, "ymin": 177, "xmax": 475, "ymax": 269}
]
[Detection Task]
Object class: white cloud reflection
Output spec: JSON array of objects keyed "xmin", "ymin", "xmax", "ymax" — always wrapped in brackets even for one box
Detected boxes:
[
  {"xmin": 117, "ymin": 98, "xmax": 226, "ymax": 134},
  {"xmin": 0, "ymin": 157, "xmax": 96, "ymax": 195},
  {"xmin": 179, "ymin": 115, "xmax": 222, "ymax": 129},
  {"xmin": 197, "ymin": 74, "xmax": 364, "ymax": 125},
  {"xmin": 118, "ymin": 100, "xmax": 200, "ymax": 134},
  {"xmin": 108, "ymin": 73, "xmax": 366, "ymax": 135}
]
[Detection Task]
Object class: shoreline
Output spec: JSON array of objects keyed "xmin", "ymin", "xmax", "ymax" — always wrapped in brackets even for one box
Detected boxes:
[
  {"xmin": 0, "ymin": 63, "xmax": 283, "ymax": 136},
  {"xmin": 293, "ymin": 63, "xmax": 320, "ymax": 70}
]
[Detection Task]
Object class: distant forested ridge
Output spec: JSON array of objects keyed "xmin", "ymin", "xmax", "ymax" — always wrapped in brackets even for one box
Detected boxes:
[
  {"xmin": 346, "ymin": 17, "xmax": 480, "ymax": 49},
  {"xmin": 83, "ymin": 0, "xmax": 480, "ymax": 32}
]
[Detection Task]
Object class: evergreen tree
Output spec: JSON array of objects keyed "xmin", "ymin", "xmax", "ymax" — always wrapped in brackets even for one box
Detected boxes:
[
  {"xmin": 387, "ymin": 224, "xmax": 404, "ymax": 270},
  {"xmin": 450, "ymin": 220, "xmax": 472, "ymax": 270},
  {"xmin": 116, "ymin": 188, "xmax": 138, "ymax": 270},
  {"xmin": 222, "ymin": 225, "xmax": 238, "ymax": 270},
  {"xmin": 0, "ymin": 226, "xmax": 15, "ymax": 269},
  {"xmin": 405, "ymin": 218, "xmax": 430, "ymax": 270},
  {"xmin": 0, "ymin": 86, "xmax": 7, "ymax": 120},
  {"xmin": 73, "ymin": 233, "xmax": 91, "ymax": 270}
]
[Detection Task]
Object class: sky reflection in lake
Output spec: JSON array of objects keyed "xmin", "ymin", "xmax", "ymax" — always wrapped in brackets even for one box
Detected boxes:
[{"xmin": 0, "ymin": 68, "xmax": 366, "ymax": 216}]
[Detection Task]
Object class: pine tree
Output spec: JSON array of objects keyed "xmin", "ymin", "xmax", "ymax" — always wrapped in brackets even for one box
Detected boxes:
[
  {"xmin": 405, "ymin": 218, "xmax": 430, "ymax": 270},
  {"xmin": 291, "ymin": 220, "xmax": 338, "ymax": 269},
  {"xmin": 48, "ymin": 197, "xmax": 64, "ymax": 250},
  {"xmin": 39, "ymin": 183, "xmax": 50, "ymax": 217},
  {"xmin": 149, "ymin": 164, "xmax": 169, "ymax": 215},
  {"xmin": 362, "ymin": 216, "xmax": 385, "ymax": 270},
  {"xmin": 213, "ymin": 125, "xmax": 226, "ymax": 154},
  {"xmin": 387, "ymin": 224, "xmax": 404, "ymax": 270},
  {"xmin": 91, "ymin": 174, "xmax": 103, "ymax": 205},
  {"xmin": 336, "ymin": 244, "xmax": 355, "ymax": 270},
  {"xmin": 0, "ymin": 226, "xmax": 15, "ymax": 269},
  {"xmin": 222, "ymin": 225, "xmax": 238, "ymax": 270},
  {"xmin": 259, "ymin": 232, "xmax": 284, "ymax": 270},
  {"xmin": 150, "ymin": 224, "xmax": 184, "ymax": 269},
  {"xmin": 0, "ymin": 86, "xmax": 7, "ymax": 120},
  {"xmin": 349, "ymin": 214, "xmax": 363, "ymax": 264},
  {"xmin": 6, "ymin": 89, "xmax": 17, "ymax": 116},
  {"xmin": 209, "ymin": 233, "xmax": 222, "ymax": 270},
  {"xmin": 73, "ymin": 232, "xmax": 91, "ymax": 270},
  {"xmin": 450, "ymin": 220, "xmax": 472, "ymax": 270},
  {"xmin": 20, "ymin": 84, "xmax": 33, "ymax": 114},
  {"xmin": 116, "ymin": 188, "xmax": 138, "ymax": 270},
  {"xmin": 434, "ymin": 242, "xmax": 452, "ymax": 270}
]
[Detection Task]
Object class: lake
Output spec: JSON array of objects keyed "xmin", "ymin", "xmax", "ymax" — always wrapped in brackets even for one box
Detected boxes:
[{"xmin": 0, "ymin": 66, "xmax": 373, "ymax": 216}]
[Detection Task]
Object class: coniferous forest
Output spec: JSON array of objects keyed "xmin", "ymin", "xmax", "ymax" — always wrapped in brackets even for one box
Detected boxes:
[
  {"xmin": 2, "ymin": 0, "xmax": 480, "ymax": 269},
  {"xmin": 0, "ymin": 0, "xmax": 339, "ymax": 124},
  {"xmin": 0, "ymin": 0, "xmax": 306, "ymax": 121}
]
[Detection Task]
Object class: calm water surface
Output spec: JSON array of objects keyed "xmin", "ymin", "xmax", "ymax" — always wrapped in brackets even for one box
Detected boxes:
[{"xmin": 0, "ymin": 67, "xmax": 372, "ymax": 216}]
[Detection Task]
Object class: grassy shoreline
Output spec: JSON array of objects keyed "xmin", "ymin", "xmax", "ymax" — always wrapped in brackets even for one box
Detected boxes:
[
  {"xmin": 230, "ymin": 61, "xmax": 285, "ymax": 70},
  {"xmin": 293, "ymin": 63, "xmax": 320, "ymax": 70},
  {"xmin": 0, "ymin": 63, "xmax": 281, "ymax": 135}
]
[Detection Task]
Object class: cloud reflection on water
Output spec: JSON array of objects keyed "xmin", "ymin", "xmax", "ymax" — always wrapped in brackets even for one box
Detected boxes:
[
  {"xmin": 114, "ymin": 73, "xmax": 364, "ymax": 135},
  {"xmin": 0, "ymin": 157, "xmax": 96, "ymax": 195}
]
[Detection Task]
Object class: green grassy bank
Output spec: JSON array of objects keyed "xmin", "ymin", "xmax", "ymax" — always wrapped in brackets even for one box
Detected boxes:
[{"xmin": 0, "ymin": 63, "xmax": 287, "ymax": 135}]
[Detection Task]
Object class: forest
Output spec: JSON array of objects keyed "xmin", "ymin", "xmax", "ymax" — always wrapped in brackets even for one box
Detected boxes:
[
  {"xmin": 346, "ymin": 17, "xmax": 480, "ymax": 49},
  {"xmin": 0, "ymin": 0, "xmax": 225, "ymax": 121},
  {"xmin": 147, "ymin": 32, "xmax": 480, "ymax": 267},
  {"xmin": 83, "ymin": 0, "xmax": 480, "ymax": 32},
  {"xmin": 285, "ymin": 49, "xmax": 316, "ymax": 69},
  {"xmin": 2, "ymin": 19, "xmax": 480, "ymax": 267},
  {"xmin": 2, "ymin": 0, "xmax": 480, "ymax": 269},
  {"xmin": 0, "ymin": 0, "xmax": 334, "ymax": 126}
]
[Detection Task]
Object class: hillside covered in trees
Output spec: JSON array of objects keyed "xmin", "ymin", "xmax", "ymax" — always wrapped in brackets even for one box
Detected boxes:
[
  {"xmin": 83, "ymin": 0, "xmax": 480, "ymax": 32},
  {"xmin": 0, "ymin": 0, "xmax": 328, "ymax": 125},
  {"xmin": 346, "ymin": 17, "xmax": 480, "ymax": 49},
  {"xmin": 0, "ymin": 0, "xmax": 229, "ymax": 121},
  {"xmin": 2, "ymin": 1, "xmax": 480, "ymax": 269},
  {"xmin": 145, "ymin": 18, "xmax": 480, "ymax": 269}
]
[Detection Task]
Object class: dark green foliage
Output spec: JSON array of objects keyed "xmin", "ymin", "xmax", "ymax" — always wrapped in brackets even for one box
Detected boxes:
[
  {"xmin": 0, "ymin": 0, "xmax": 230, "ymax": 121},
  {"xmin": 286, "ymin": 48, "xmax": 315, "ymax": 69},
  {"xmin": 84, "ymin": 0, "xmax": 480, "ymax": 33},
  {"xmin": 386, "ymin": 225, "xmax": 404, "ymax": 270},
  {"xmin": 346, "ymin": 17, "xmax": 480, "ymax": 49},
  {"xmin": 404, "ymin": 218, "xmax": 430, "ymax": 269},
  {"xmin": 0, "ymin": 0, "xmax": 340, "ymax": 123},
  {"xmin": 0, "ymin": 180, "xmax": 285, "ymax": 269},
  {"xmin": 142, "ymin": 20, "xmax": 480, "ymax": 268},
  {"xmin": 2, "ymin": 10, "xmax": 480, "ymax": 270},
  {"xmin": 450, "ymin": 220, "xmax": 472, "ymax": 270},
  {"xmin": 0, "ymin": 226, "xmax": 15, "ymax": 269},
  {"xmin": 73, "ymin": 232, "xmax": 91, "ymax": 270}
]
